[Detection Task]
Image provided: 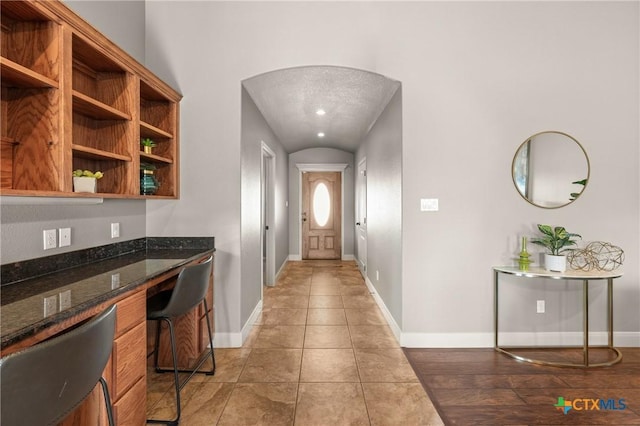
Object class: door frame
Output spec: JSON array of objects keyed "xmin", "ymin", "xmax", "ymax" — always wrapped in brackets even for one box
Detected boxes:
[
  {"xmin": 262, "ymin": 142, "xmax": 276, "ymax": 286},
  {"xmin": 356, "ymin": 157, "xmax": 367, "ymax": 275},
  {"xmin": 296, "ymin": 163, "xmax": 348, "ymax": 260}
]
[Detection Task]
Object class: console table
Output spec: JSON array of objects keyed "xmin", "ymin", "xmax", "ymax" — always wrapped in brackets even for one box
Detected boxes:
[{"xmin": 493, "ymin": 266, "xmax": 623, "ymax": 368}]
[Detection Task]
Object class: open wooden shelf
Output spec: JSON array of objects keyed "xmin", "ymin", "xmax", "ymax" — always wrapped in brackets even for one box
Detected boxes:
[
  {"xmin": 0, "ymin": 57, "xmax": 59, "ymax": 89},
  {"xmin": 72, "ymin": 144, "xmax": 132, "ymax": 162},
  {"xmin": 140, "ymin": 151, "xmax": 173, "ymax": 164},
  {"xmin": 72, "ymin": 91, "xmax": 131, "ymax": 121},
  {"xmin": 140, "ymin": 120, "xmax": 173, "ymax": 139},
  {"xmin": 0, "ymin": 0, "xmax": 182, "ymax": 198}
]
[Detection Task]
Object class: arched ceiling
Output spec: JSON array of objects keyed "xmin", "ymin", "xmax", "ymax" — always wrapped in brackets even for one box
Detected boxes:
[{"xmin": 242, "ymin": 66, "xmax": 400, "ymax": 153}]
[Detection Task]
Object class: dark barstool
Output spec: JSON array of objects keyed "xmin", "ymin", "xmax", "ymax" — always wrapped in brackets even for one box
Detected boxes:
[
  {"xmin": 0, "ymin": 304, "xmax": 117, "ymax": 426},
  {"xmin": 147, "ymin": 255, "xmax": 215, "ymax": 425}
]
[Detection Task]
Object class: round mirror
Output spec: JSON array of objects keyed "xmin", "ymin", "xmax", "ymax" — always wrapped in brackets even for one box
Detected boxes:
[{"xmin": 512, "ymin": 131, "xmax": 590, "ymax": 208}]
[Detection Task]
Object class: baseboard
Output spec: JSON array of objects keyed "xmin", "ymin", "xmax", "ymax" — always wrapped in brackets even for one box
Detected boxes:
[
  {"xmin": 400, "ymin": 331, "xmax": 640, "ymax": 348},
  {"xmin": 213, "ymin": 332, "xmax": 243, "ymax": 348},
  {"xmin": 401, "ymin": 332, "xmax": 494, "ymax": 348},
  {"xmin": 288, "ymin": 254, "xmax": 302, "ymax": 261},
  {"xmin": 213, "ymin": 300, "xmax": 263, "ymax": 348},
  {"xmin": 364, "ymin": 275, "xmax": 402, "ymax": 344},
  {"xmin": 275, "ymin": 258, "xmax": 288, "ymax": 281},
  {"xmin": 242, "ymin": 299, "xmax": 263, "ymax": 343},
  {"xmin": 342, "ymin": 254, "xmax": 355, "ymax": 261}
]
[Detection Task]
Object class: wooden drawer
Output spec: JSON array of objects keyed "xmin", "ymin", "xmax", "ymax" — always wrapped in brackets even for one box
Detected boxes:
[
  {"xmin": 115, "ymin": 290, "xmax": 146, "ymax": 337},
  {"xmin": 112, "ymin": 321, "xmax": 146, "ymax": 401},
  {"xmin": 113, "ymin": 376, "xmax": 146, "ymax": 426}
]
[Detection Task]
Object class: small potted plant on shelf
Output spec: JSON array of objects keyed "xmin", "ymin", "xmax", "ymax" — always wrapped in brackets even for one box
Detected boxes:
[
  {"xmin": 141, "ymin": 138, "xmax": 156, "ymax": 154},
  {"xmin": 72, "ymin": 169, "xmax": 103, "ymax": 193},
  {"xmin": 531, "ymin": 224, "xmax": 581, "ymax": 272}
]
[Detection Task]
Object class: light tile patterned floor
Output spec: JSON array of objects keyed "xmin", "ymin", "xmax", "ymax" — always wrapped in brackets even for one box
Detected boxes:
[{"xmin": 147, "ymin": 260, "xmax": 443, "ymax": 425}]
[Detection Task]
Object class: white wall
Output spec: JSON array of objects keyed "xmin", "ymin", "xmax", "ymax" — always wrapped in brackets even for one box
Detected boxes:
[
  {"xmin": 288, "ymin": 148, "xmax": 355, "ymax": 260},
  {"xmin": 65, "ymin": 1, "xmax": 145, "ymax": 63},
  {"xmin": 396, "ymin": 2, "xmax": 639, "ymax": 347},
  {"xmin": 0, "ymin": 200, "xmax": 145, "ymax": 264},
  {"xmin": 143, "ymin": 1, "xmax": 639, "ymax": 346},
  {"xmin": 356, "ymin": 88, "xmax": 403, "ymax": 328},
  {"xmin": 240, "ymin": 87, "xmax": 289, "ymax": 336}
]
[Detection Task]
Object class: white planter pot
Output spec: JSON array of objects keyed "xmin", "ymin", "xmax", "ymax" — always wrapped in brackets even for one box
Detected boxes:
[
  {"xmin": 544, "ymin": 254, "xmax": 567, "ymax": 272},
  {"xmin": 73, "ymin": 176, "xmax": 97, "ymax": 193}
]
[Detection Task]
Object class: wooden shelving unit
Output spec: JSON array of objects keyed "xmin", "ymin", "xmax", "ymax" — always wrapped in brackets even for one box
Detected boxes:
[
  {"xmin": 139, "ymin": 80, "xmax": 178, "ymax": 197},
  {"xmin": 1, "ymin": 1, "xmax": 62, "ymax": 193},
  {"xmin": 0, "ymin": 0, "xmax": 181, "ymax": 199}
]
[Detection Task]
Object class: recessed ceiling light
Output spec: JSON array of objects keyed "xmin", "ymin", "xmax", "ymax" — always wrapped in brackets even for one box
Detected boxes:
[
  {"xmin": 316, "ymin": 109, "xmax": 326, "ymax": 116},
  {"xmin": 317, "ymin": 132, "xmax": 325, "ymax": 138}
]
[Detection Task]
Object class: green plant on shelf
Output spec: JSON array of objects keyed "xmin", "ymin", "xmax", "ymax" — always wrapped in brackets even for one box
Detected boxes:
[
  {"xmin": 140, "ymin": 138, "xmax": 156, "ymax": 148},
  {"xmin": 72, "ymin": 169, "xmax": 103, "ymax": 179}
]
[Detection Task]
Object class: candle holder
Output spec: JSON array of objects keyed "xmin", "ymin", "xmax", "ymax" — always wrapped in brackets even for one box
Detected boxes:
[{"xmin": 518, "ymin": 236, "xmax": 532, "ymax": 271}]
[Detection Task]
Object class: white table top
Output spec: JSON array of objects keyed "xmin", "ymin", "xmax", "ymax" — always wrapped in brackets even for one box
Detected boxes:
[{"xmin": 493, "ymin": 266, "xmax": 623, "ymax": 280}]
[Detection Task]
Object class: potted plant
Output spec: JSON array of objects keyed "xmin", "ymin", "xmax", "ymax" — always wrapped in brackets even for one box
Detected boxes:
[
  {"xmin": 530, "ymin": 224, "xmax": 581, "ymax": 272},
  {"xmin": 141, "ymin": 138, "xmax": 156, "ymax": 154},
  {"xmin": 72, "ymin": 169, "xmax": 103, "ymax": 193}
]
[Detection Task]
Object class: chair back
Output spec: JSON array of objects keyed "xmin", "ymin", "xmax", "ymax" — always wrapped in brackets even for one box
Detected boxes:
[
  {"xmin": 0, "ymin": 304, "xmax": 117, "ymax": 426},
  {"xmin": 159, "ymin": 255, "xmax": 213, "ymax": 318}
]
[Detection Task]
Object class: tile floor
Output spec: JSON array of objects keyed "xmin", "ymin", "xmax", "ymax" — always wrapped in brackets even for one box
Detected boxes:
[{"xmin": 147, "ymin": 260, "xmax": 443, "ymax": 425}]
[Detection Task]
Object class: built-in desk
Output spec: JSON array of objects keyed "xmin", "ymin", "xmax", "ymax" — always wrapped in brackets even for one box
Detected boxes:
[
  {"xmin": 493, "ymin": 266, "xmax": 623, "ymax": 368},
  {"xmin": 0, "ymin": 238, "xmax": 215, "ymax": 425}
]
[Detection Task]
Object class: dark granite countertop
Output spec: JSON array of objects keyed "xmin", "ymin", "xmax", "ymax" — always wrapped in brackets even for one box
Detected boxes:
[{"xmin": 1, "ymin": 237, "xmax": 214, "ymax": 350}]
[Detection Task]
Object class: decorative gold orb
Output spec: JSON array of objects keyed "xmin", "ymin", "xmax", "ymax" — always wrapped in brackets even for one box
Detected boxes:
[{"xmin": 567, "ymin": 242, "xmax": 624, "ymax": 271}]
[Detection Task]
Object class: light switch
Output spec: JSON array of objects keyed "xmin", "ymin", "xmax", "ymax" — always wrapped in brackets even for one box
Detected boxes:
[{"xmin": 420, "ymin": 198, "xmax": 439, "ymax": 212}]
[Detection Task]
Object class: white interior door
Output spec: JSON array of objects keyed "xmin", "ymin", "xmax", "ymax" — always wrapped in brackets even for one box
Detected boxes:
[
  {"xmin": 356, "ymin": 158, "xmax": 367, "ymax": 274},
  {"xmin": 261, "ymin": 143, "xmax": 276, "ymax": 286}
]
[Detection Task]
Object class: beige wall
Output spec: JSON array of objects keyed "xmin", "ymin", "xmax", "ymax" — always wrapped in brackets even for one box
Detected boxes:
[{"xmin": 356, "ymin": 88, "xmax": 403, "ymax": 329}]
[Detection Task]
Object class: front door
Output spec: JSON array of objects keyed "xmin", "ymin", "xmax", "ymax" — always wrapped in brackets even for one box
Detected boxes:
[{"xmin": 302, "ymin": 171, "xmax": 342, "ymax": 259}]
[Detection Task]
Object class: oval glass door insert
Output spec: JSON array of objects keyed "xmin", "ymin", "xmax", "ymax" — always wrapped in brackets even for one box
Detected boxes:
[{"xmin": 313, "ymin": 182, "xmax": 331, "ymax": 227}]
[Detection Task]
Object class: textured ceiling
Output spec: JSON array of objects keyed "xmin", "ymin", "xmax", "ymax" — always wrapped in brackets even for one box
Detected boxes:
[{"xmin": 243, "ymin": 66, "xmax": 400, "ymax": 153}]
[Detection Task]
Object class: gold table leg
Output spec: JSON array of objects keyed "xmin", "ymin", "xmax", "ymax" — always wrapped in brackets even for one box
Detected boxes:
[{"xmin": 494, "ymin": 272, "xmax": 622, "ymax": 368}]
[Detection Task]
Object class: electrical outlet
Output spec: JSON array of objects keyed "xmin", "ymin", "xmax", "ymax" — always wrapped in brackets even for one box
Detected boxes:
[
  {"xmin": 43, "ymin": 229, "xmax": 57, "ymax": 250},
  {"xmin": 110, "ymin": 222, "xmax": 120, "ymax": 239},
  {"xmin": 43, "ymin": 295, "xmax": 57, "ymax": 317},
  {"xmin": 111, "ymin": 273, "xmax": 121, "ymax": 289},
  {"xmin": 536, "ymin": 300, "xmax": 545, "ymax": 314},
  {"xmin": 59, "ymin": 290, "xmax": 71, "ymax": 310},
  {"xmin": 59, "ymin": 227, "xmax": 71, "ymax": 247}
]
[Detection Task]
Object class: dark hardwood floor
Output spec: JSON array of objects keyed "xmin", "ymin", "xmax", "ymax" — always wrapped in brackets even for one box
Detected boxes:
[{"xmin": 404, "ymin": 347, "xmax": 640, "ymax": 425}]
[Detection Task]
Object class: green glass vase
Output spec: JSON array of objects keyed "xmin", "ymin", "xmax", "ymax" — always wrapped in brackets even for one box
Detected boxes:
[{"xmin": 140, "ymin": 170, "xmax": 159, "ymax": 195}]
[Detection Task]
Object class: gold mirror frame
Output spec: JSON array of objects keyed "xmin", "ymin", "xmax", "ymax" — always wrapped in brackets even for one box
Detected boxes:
[{"xmin": 512, "ymin": 131, "xmax": 590, "ymax": 209}]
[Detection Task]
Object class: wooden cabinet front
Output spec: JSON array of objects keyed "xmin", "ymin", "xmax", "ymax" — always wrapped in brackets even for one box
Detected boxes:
[{"xmin": 0, "ymin": 0, "xmax": 181, "ymax": 199}]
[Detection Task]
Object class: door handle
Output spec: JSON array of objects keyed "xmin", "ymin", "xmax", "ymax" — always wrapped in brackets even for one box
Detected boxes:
[{"xmin": 356, "ymin": 222, "xmax": 361, "ymax": 226}]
